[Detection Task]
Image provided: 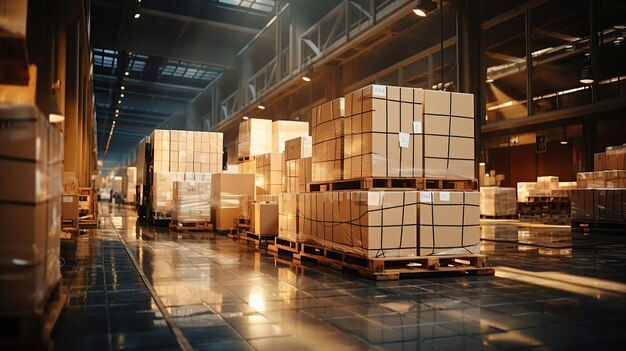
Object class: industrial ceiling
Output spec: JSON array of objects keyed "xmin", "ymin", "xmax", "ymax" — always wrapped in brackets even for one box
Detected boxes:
[{"xmin": 90, "ymin": 0, "xmax": 277, "ymax": 173}]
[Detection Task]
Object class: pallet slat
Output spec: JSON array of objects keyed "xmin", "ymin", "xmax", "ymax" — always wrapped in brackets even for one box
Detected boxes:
[{"xmin": 307, "ymin": 177, "xmax": 477, "ymax": 192}]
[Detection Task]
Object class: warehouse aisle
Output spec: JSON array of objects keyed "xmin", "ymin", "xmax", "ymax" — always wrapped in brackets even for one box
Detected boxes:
[{"xmin": 53, "ymin": 203, "xmax": 626, "ymax": 350}]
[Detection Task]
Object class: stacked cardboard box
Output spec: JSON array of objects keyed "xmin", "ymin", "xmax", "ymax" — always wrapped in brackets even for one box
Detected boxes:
[
  {"xmin": 126, "ymin": 167, "xmax": 137, "ymax": 203},
  {"xmin": 211, "ymin": 173, "xmax": 255, "ymax": 230},
  {"xmin": 343, "ymin": 86, "xmax": 474, "ymax": 180},
  {"xmin": 298, "ymin": 190, "xmax": 479, "ymax": 258},
  {"xmin": 152, "ymin": 172, "xmax": 212, "ymax": 216},
  {"xmin": 272, "ymin": 120, "xmax": 309, "ymax": 153},
  {"xmin": 480, "ymin": 187, "xmax": 517, "ymax": 217},
  {"xmin": 238, "ymin": 118, "xmax": 272, "ymax": 158},
  {"xmin": 137, "ymin": 137, "xmax": 148, "ymax": 185},
  {"xmin": 594, "ymin": 152, "xmax": 606, "ymax": 171},
  {"xmin": 577, "ymin": 170, "xmax": 626, "ymax": 188},
  {"xmin": 606, "ymin": 145, "xmax": 626, "ymax": 170},
  {"xmin": 0, "ymin": 105, "xmax": 62, "ymax": 312},
  {"xmin": 285, "ymin": 136, "xmax": 312, "ymax": 161},
  {"xmin": 173, "ymin": 180, "xmax": 211, "ymax": 223},
  {"xmin": 284, "ymin": 158, "xmax": 311, "ymax": 194},
  {"xmin": 255, "ymin": 152, "xmax": 284, "ymax": 195},
  {"xmin": 278, "ymin": 193, "xmax": 298, "ymax": 241},
  {"xmin": 251, "ymin": 202, "xmax": 279, "ymax": 235},
  {"xmin": 152, "ymin": 130, "xmax": 170, "ymax": 172},
  {"xmin": 192, "ymin": 131, "xmax": 223, "ymax": 173},
  {"xmin": 312, "ymin": 98, "xmax": 344, "ymax": 181}
]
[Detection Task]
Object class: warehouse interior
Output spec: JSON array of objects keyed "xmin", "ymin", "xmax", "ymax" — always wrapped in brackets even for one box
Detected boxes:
[{"xmin": 2, "ymin": 0, "xmax": 626, "ymax": 350}]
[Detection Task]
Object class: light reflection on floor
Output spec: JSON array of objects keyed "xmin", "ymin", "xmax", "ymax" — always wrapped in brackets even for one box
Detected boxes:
[{"xmin": 53, "ymin": 203, "xmax": 626, "ymax": 350}]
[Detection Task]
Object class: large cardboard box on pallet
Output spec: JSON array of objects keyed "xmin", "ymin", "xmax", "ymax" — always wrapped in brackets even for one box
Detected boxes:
[
  {"xmin": 255, "ymin": 152, "xmax": 283, "ymax": 195},
  {"xmin": 312, "ymin": 98, "xmax": 344, "ymax": 181},
  {"xmin": 342, "ymin": 85, "xmax": 475, "ymax": 180},
  {"xmin": 577, "ymin": 171, "xmax": 606, "ymax": 188},
  {"xmin": 211, "ymin": 173, "xmax": 255, "ymax": 231},
  {"xmin": 238, "ymin": 118, "xmax": 272, "ymax": 158},
  {"xmin": 151, "ymin": 129, "xmax": 170, "ymax": 172},
  {"xmin": 251, "ymin": 202, "xmax": 279, "ymax": 235},
  {"xmin": 480, "ymin": 187, "xmax": 517, "ymax": 217},
  {"xmin": 298, "ymin": 190, "xmax": 480, "ymax": 259},
  {"xmin": 285, "ymin": 136, "xmax": 312, "ymax": 161},
  {"xmin": 272, "ymin": 120, "xmax": 309, "ymax": 153},
  {"xmin": 173, "ymin": 180, "xmax": 211, "ymax": 223}
]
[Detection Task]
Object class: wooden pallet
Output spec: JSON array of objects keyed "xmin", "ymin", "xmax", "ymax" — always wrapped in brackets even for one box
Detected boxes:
[
  {"xmin": 0, "ymin": 280, "xmax": 66, "ymax": 349},
  {"xmin": 571, "ymin": 220, "xmax": 626, "ymax": 232},
  {"xmin": 307, "ymin": 177, "xmax": 477, "ymax": 192},
  {"xmin": 79, "ymin": 219, "xmax": 99, "ymax": 228},
  {"xmin": 169, "ymin": 221, "xmax": 213, "ymax": 233},
  {"xmin": 268, "ymin": 236, "xmax": 302, "ymax": 257},
  {"xmin": 297, "ymin": 243, "xmax": 493, "ymax": 281},
  {"xmin": 237, "ymin": 155, "xmax": 256, "ymax": 163},
  {"xmin": 237, "ymin": 231, "xmax": 278, "ymax": 250},
  {"xmin": 480, "ymin": 214, "xmax": 518, "ymax": 219}
]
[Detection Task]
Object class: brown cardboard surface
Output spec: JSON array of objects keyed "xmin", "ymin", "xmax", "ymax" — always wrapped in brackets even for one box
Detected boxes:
[
  {"xmin": 252, "ymin": 202, "xmax": 278, "ymax": 235},
  {"xmin": 594, "ymin": 152, "xmax": 606, "ymax": 171},
  {"xmin": 285, "ymin": 136, "xmax": 312, "ymax": 161},
  {"xmin": 212, "ymin": 173, "xmax": 255, "ymax": 230},
  {"xmin": 272, "ymin": 120, "xmax": 309, "ymax": 153}
]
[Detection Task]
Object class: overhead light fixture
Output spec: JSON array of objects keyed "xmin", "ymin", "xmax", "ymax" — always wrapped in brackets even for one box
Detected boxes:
[
  {"xmin": 302, "ymin": 65, "xmax": 314, "ymax": 82},
  {"xmin": 115, "ymin": 109, "xmax": 119, "ymax": 113},
  {"xmin": 560, "ymin": 127, "xmax": 568, "ymax": 145},
  {"xmin": 579, "ymin": 56, "xmax": 594, "ymax": 84},
  {"xmin": 565, "ymin": 43, "xmax": 574, "ymax": 51},
  {"xmin": 125, "ymin": 71, "xmax": 129, "ymax": 76},
  {"xmin": 120, "ymin": 93, "xmax": 124, "ymax": 98},
  {"xmin": 613, "ymin": 36, "xmax": 624, "ymax": 45},
  {"xmin": 413, "ymin": 0, "xmax": 436, "ymax": 17},
  {"xmin": 118, "ymin": 100, "xmax": 121, "ymax": 104},
  {"xmin": 49, "ymin": 93, "xmax": 65, "ymax": 123},
  {"xmin": 134, "ymin": 12, "xmax": 141, "ymax": 19},
  {"xmin": 243, "ymin": 116, "xmax": 249, "ymax": 120},
  {"xmin": 121, "ymin": 85, "xmax": 125, "ymax": 90},
  {"xmin": 115, "ymin": 113, "xmax": 119, "ymax": 117},
  {"xmin": 257, "ymin": 104, "xmax": 265, "ymax": 110},
  {"xmin": 486, "ymin": 78, "xmax": 494, "ymax": 83}
]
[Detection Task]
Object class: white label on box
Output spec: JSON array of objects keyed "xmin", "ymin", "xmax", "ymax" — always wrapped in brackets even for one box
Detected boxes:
[
  {"xmin": 340, "ymin": 98, "xmax": 345, "ymax": 111},
  {"xmin": 439, "ymin": 192, "xmax": 450, "ymax": 202},
  {"xmin": 398, "ymin": 133, "xmax": 410, "ymax": 148},
  {"xmin": 63, "ymin": 195, "xmax": 73, "ymax": 203},
  {"xmin": 372, "ymin": 85, "xmax": 387, "ymax": 98},
  {"xmin": 368, "ymin": 192, "xmax": 381, "ymax": 206},
  {"xmin": 420, "ymin": 192, "xmax": 432, "ymax": 203},
  {"xmin": 413, "ymin": 121, "xmax": 423, "ymax": 134}
]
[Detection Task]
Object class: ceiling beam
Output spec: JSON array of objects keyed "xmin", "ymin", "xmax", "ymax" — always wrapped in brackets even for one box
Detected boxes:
[
  {"xmin": 94, "ymin": 74, "xmax": 203, "ymax": 94},
  {"xmin": 141, "ymin": 8, "xmax": 259, "ymax": 35}
]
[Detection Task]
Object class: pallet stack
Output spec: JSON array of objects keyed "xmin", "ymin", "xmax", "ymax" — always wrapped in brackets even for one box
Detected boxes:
[
  {"xmin": 137, "ymin": 129, "xmax": 223, "ymax": 222},
  {"xmin": 516, "ymin": 176, "xmax": 575, "ymax": 224},
  {"xmin": 271, "ymin": 85, "xmax": 490, "ymax": 280},
  {"xmin": 571, "ymin": 144, "xmax": 626, "ymax": 231}
]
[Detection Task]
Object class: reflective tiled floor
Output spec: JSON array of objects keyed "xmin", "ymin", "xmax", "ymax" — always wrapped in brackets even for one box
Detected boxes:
[{"xmin": 53, "ymin": 203, "xmax": 626, "ymax": 350}]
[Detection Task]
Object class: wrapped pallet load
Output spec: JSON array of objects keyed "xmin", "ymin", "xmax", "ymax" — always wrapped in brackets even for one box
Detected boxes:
[
  {"xmin": 173, "ymin": 180, "xmax": 211, "ymax": 224},
  {"xmin": 480, "ymin": 187, "xmax": 517, "ymax": 217}
]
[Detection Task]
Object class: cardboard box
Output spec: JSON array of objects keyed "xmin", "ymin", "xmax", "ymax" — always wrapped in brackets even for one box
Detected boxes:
[
  {"xmin": 312, "ymin": 98, "xmax": 344, "ymax": 181},
  {"xmin": 255, "ymin": 152, "xmax": 283, "ymax": 195},
  {"xmin": 173, "ymin": 181, "xmax": 211, "ymax": 223},
  {"xmin": 577, "ymin": 171, "xmax": 606, "ymax": 189},
  {"xmin": 594, "ymin": 152, "xmax": 606, "ymax": 171},
  {"xmin": 285, "ymin": 136, "xmax": 312, "ymax": 161},
  {"xmin": 0, "ymin": 105, "xmax": 48, "ymax": 163},
  {"xmin": 605, "ymin": 145, "xmax": 626, "ymax": 170},
  {"xmin": 605, "ymin": 170, "xmax": 626, "ymax": 188},
  {"xmin": 278, "ymin": 193, "xmax": 298, "ymax": 241},
  {"xmin": 341, "ymin": 86, "xmax": 475, "ymax": 180},
  {"xmin": 238, "ymin": 118, "xmax": 272, "ymax": 158},
  {"xmin": 61, "ymin": 194, "xmax": 79, "ymax": 221},
  {"xmin": 252, "ymin": 202, "xmax": 278, "ymax": 235},
  {"xmin": 152, "ymin": 172, "xmax": 177, "ymax": 214},
  {"xmin": 480, "ymin": 187, "xmax": 517, "ymax": 217},
  {"xmin": 298, "ymin": 190, "xmax": 480, "ymax": 259},
  {"xmin": 272, "ymin": 120, "xmax": 310, "ymax": 153},
  {"xmin": 284, "ymin": 157, "xmax": 312, "ymax": 193},
  {"xmin": 0, "ymin": 159, "xmax": 49, "ymax": 203},
  {"xmin": 211, "ymin": 173, "xmax": 255, "ymax": 230}
]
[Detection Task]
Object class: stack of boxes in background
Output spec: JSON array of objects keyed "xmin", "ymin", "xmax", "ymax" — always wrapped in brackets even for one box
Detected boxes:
[
  {"xmin": 255, "ymin": 153, "xmax": 284, "ymax": 196},
  {"xmin": 279, "ymin": 136, "xmax": 312, "ymax": 241},
  {"xmin": 272, "ymin": 120, "xmax": 309, "ymax": 153},
  {"xmin": 212, "ymin": 173, "xmax": 255, "ymax": 231},
  {"xmin": 572, "ymin": 144, "xmax": 626, "ymax": 226},
  {"xmin": 137, "ymin": 129, "xmax": 223, "ymax": 220},
  {"xmin": 125, "ymin": 167, "xmax": 137, "ymax": 204},
  {"xmin": 479, "ymin": 187, "xmax": 517, "ymax": 218},
  {"xmin": 0, "ymin": 105, "xmax": 63, "ymax": 315}
]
